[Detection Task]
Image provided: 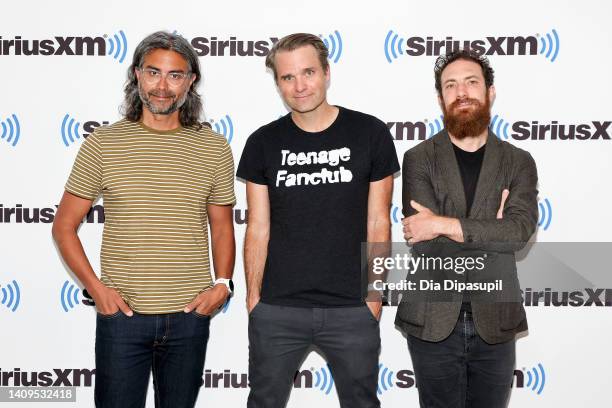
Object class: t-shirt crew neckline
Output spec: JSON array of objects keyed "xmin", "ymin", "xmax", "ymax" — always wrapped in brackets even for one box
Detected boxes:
[
  {"xmin": 286, "ymin": 106, "xmax": 343, "ymax": 136},
  {"xmin": 137, "ymin": 120, "xmax": 183, "ymax": 135}
]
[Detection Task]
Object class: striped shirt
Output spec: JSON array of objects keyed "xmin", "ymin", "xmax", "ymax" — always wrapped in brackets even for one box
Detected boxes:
[{"xmin": 65, "ymin": 119, "xmax": 236, "ymax": 314}]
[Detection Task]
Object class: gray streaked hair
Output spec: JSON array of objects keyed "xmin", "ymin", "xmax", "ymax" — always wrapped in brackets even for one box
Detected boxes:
[{"xmin": 121, "ymin": 31, "xmax": 203, "ymax": 128}]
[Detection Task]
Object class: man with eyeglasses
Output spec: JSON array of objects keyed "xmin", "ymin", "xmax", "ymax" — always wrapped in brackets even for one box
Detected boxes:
[{"xmin": 52, "ymin": 31, "xmax": 236, "ymax": 407}]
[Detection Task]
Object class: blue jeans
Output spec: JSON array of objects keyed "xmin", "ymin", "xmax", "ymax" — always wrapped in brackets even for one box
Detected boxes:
[
  {"xmin": 407, "ymin": 309, "xmax": 515, "ymax": 408},
  {"xmin": 94, "ymin": 311, "xmax": 210, "ymax": 408}
]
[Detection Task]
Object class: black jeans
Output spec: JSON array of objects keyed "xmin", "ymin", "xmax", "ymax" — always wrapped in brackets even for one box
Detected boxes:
[
  {"xmin": 94, "ymin": 311, "xmax": 210, "ymax": 408},
  {"xmin": 407, "ymin": 309, "xmax": 515, "ymax": 408},
  {"xmin": 247, "ymin": 302, "xmax": 380, "ymax": 408}
]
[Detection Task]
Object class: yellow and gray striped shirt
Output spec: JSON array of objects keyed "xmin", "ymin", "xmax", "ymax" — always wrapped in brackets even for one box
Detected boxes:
[{"xmin": 65, "ymin": 119, "xmax": 236, "ymax": 314}]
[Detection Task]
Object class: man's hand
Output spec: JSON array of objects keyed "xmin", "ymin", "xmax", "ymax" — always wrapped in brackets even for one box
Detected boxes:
[
  {"xmin": 184, "ymin": 284, "xmax": 230, "ymax": 316},
  {"xmin": 366, "ymin": 300, "xmax": 382, "ymax": 321},
  {"xmin": 497, "ymin": 189, "xmax": 510, "ymax": 219},
  {"xmin": 402, "ymin": 200, "xmax": 441, "ymax": 244},
  {"xmin": 90, "ymin": 283, "xmax": 133, "ymax": 317},
  {"xmin": 247, "ymin": 295, "xmax": 260, "ymax": 314}
]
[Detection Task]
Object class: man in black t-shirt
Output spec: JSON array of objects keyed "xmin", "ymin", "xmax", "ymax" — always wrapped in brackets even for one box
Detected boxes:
[
  {"xmin": 396, "ymin": 49, "xmax": 538, "ymax": 407},
  {"xmin": 237, "ymin": 33, "xmax": 399, "ymax": 408}
]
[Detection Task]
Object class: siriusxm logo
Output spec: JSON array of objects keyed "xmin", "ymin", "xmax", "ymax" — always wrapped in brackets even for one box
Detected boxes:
[
  {"xmin": 234, "ymin": 208, "xmax": 248, "ymax": 225},
  {"xmin": 384, "ymin": 29, "xmax": 559, "ymax": 63},
  {"xmin": 310, "ymin": 365, "xmax": 334, "ymax": 395},
  {"xmin": 61, "ymin": 114, "xmax": 109, "ymax": 147},
  {"xmin": 491, "ymin": 115, "xmax": 611, "ymax": 141},
  {"xmin": 513, "ymin": 363, "xmax": 546, "ymax": 395},
  {"xmin": 0, "ymin": 280, "xmax": 21, "ymax": 312},
  {"xmin": 319, "ymin": 31, "xmax": 343, "ymax": 63},
  {"xmin": 208, "ymin": 115, "xmax": 234, "ymax": 144},
  {"xmin": 1, "ymin": 114, "xmax": 21, "ymax": 148},
  {"xmin": 0, "ymin": 204, "xmax": 104, "ymax": 224},
  {"xmin": 184, "ymin": 31, "xmax": 342, "ymax": 62},
  {"xmin": 190, "ymin": 35, "xmax": 278, "ymax": 57},
  {"xmin": 538, "ymin": 198, "xmax": 552, "ymax": 231},
  {"xmin": 0, "ymin": 31, "xmax": 128, "ymax": 63},
  {"xmin": 372, "ymin": 363, "xmax": 543, "ymax": 395},
  {"xmin": 387, "ymin": 115, "xmax": 444, "ymax": 141},
  {"xmin": 202, "ymin": 365, "xmax": 339, "ymax": 392},
  {"xmin": 522, "ymin": 288, "xmax": 612, "ymax": 307},
  {"xmin": 376, "ymin": 364, "xmax": 416, "ymax": 395},
  {"xmin": 221, "ymin": 297, "xmax": 231, "ymax": 314},
  {"xmin": 0, "ymin": 368, "xmax": 95, "ymax": 387},
  {"xmin": 390, "ymin": 205, "xmax": 401, "ymax": 224},
  {"xmin": 0, "ymin": 204, "xmax": 239, "ymax": 225},
  {"xmin": 60, "ymin": 280, "xmax": 95, "ymax": 312}
]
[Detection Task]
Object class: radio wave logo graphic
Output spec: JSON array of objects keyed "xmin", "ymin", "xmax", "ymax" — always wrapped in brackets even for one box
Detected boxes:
[
  {"xmin": 377, "ymin": 363, "xmax": 394, "ymax": 395},
  {"xmin": 524, "ymin": 363, "xmax": 546, "ymax": 395},
  {"xmin": 426, "ymin": 115, "xmax": 444, "ymax": 138},
  {"xmin": 210, "ymin": 115, "xmax": 234, "ymax": 144},
  {"xmin": 221, "ymin": 297, "xmax": 231, "ymax": 314},
  {"xmin": 319, "ymin": 31, "xmax": 343, "ymax": 63},
  {"xmin": 60, "ymin": 114, "xmax": 84, "ymax": 147},
  {"xmin": 490, "ymin": 114, "xmax": 511, "ymax": 140},
  {"xmin": 104, "ymin": 30, "xmax": 128, "ymax": 64},
  {"xmin": 384, "ymin": 30, "xmax": 405, "ymax": 63},
  {"xmin": 390, "ymin": 204, "xmax": 401, "ymax": 224},
  {"xmin": 538, "ymin": 198, "xmax": 552, "ymax": 231},
  {"xmin": 60, "ymin": 280, "xmax": 82, "ymax": 312},
  {"xmin": 1, "ymin": 114, "xmax": 21, "ymax": 147},
  {"xmin": 313, "ymin": 365, "xmax": 334, "ymax": 395},
  {"xmin": 538, "ymin": 29, "xmax": 560, "ymax": 63},
  {"xmin": 1, "ymin": 280, "xmax": 21, "ymax": 312}
]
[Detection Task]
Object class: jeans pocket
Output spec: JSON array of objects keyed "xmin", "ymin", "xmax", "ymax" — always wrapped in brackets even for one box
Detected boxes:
[
  {"xmin": 248, "ymin": 302, "xmax": 262, "ymax": 318},
  {"xmin": 362, "ymin": 305, "xmax": 380, "ymax": 324},
  {"xmin": 191, "ymin": 310, "xmax": 211, "ymax": 319},
  {"xmin": 97, "ymin": 310, "xmax": 123, "ymax": 320}
]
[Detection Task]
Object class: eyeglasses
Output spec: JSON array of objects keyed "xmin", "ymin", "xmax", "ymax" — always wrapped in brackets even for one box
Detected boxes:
[{"xmin": 138, "ymin": 68, "xmax": 192, "ymax": 87}]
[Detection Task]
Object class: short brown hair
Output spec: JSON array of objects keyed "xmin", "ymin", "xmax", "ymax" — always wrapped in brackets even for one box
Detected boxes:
[
  {"xmin": 434, "ymin": 48, "xmax": 495, "ymax": 96},
  {"xmin": 265, "ymin": 33, "xmax": 329, "ymax": 81}
]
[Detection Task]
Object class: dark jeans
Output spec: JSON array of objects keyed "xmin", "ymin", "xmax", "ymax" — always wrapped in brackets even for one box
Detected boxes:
[
  {"xmin": 94, "ymin": 311, "xmax": 210, "ymax": 408},
  {"xmin": 247, "ymin": 302, "xmax": 380, "ymax": 408},
  {"xmin": 407, "ymin": 309, "xmax": 515, "ymax": 408}
]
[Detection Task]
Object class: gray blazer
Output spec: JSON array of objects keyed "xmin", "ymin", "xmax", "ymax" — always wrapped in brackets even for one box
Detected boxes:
[{"xmin": 394, "ymin": 129, "xmax": 538, "ymax": 344}]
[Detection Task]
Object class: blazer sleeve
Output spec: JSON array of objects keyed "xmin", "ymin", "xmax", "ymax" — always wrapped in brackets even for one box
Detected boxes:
[
  {"xmin": 459, "ymin": 150, "xmax": 539, "ymax": 252},
  {"xmin": 402, "ymin": 147, "xmax": 459, "ymax": 256}
]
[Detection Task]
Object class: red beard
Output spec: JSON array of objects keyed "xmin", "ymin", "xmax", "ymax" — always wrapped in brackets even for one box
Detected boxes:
[{"xmin": 442, "ymin": 95, "xmax": 491, "ymax": 139}]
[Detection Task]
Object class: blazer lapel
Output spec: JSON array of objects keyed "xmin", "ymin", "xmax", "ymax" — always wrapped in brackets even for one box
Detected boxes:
[
  {"xmin": 469, "ymin": 130, "xmax": 503, "ymax": 218},
  {"xmin": 434, "ymin": 131, "xmax": 467, "ymax": 217}
]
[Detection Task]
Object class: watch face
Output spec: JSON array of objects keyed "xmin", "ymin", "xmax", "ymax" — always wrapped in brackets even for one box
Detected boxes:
[{"xmin": 229, "ymin": 279, "xmax": 235, "ymax": 293}]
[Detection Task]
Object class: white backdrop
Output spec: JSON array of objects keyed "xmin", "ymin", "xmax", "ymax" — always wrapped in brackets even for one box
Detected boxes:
[{"xmin": 2, "ymin": 0, "xmax": 611, "ymax": 406}]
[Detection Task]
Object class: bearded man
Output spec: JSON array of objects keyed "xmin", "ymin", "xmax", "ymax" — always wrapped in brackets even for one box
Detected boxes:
[
  {"xmin": 395, "ymin": 49, "xmax": 539, "ymax": 408},
  {"xmin": 52, "ymin": 31, "xmax": 236, "ymax": 407}
]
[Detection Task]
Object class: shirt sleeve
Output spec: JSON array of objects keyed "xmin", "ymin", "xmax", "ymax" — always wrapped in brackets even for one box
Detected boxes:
[
  {"xmin": 370, "ymin": 121, "xmax": 401, "ymax": 181},
  {"xmin": 65, "ymin": 130, "xmax": 103, "ymax": 200},
  {"xmin": 236, "ymin": 129, "xmax": 268, "ymax": 185},
  {"xmin": 209, "ymin": 142, "xmax": 237, "ymax": 205}
]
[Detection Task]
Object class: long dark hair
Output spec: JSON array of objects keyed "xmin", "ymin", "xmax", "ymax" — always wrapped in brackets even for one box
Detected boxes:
[{"xmin": 122, "ymin": 31, "xmax": 203, "ymax": 128}]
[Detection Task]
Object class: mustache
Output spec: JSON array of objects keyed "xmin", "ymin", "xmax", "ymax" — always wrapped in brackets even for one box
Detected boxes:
[
  {"xmin": 449, "ymin": 98, "xmax": 481, "ymax": 110},
  {"xmin": 148, "ymin": 90, "xmax": 176, "ymax": 98}
]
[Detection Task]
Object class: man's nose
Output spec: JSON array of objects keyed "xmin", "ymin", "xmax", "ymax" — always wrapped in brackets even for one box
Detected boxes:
[
  {"xmin": 294, "ymin": 76, "xmax": 306, "ymax": 92},
  {"xmin": 455, "ymin": 83, "xmax": 467, "ymax": 98}
]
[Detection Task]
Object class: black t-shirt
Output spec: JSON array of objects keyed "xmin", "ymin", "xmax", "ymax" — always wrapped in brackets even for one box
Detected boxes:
[
  {"xmin": 237, "ymin": 106, "xmax": 400, "ymax": 307},
  {"xmin": 452, "ymin": 142, "xmax": 486, "ymax": 311},
  {"xmin": 452, "ymin": 143, "xmax": 486, "ymax": 216}
]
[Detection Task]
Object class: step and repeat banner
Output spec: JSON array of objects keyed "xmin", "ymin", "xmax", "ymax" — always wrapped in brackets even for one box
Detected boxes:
[{"xmin": 1, "ymin": 0, "xmax": 611, "ymax": 406}]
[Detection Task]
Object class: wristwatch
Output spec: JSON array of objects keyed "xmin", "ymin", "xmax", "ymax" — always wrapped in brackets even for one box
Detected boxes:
[{"xmin": 214, "ymin": 278, "xmax": 234, "ymax": 295}]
